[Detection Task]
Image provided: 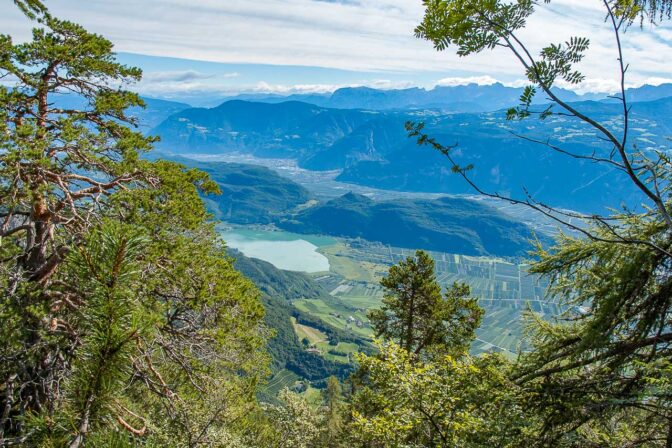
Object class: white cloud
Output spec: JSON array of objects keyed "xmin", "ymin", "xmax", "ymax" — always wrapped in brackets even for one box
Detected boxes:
[
  {"xmin": 654, "ymin": 28, "xmax": 672, "ymax": 41},
  {"xmin": 251, "ymin": 81, "xmax": 339, "ymax": 94},
  {"xmin": 554, "ymin": 76, "xmax": 672, "ymax": 94},
  {"xmin": 362, "ymin": 79, "xmax": 417, "ymax": 90},
  {"xmin": 143, "ymin": 70, "xmax": 214, "ymax": 82},
  {"xmin": 1, "ymin": 0, "xmax": 670, "ymax": 92},
  {"xmin": 555, "ymin": 78, "xmax": 622, "ymax": 94},
  {"xmin": 634, "ymin": 76, "xmax": 672, "ymax": 87},
  {"xmin": 435, "ymin": 75, "xmax": 499, "ymax": 86},
  {"xmin": 135, "ymin": 78, "xmax": 419, "ymax": 97},
  {"xmin": 502, "ymin": 79, "xmax": 530, "ymax": 88},
  {"xmin": 249, "ymin": 79, "xmax": 416, "ymax": 94}
]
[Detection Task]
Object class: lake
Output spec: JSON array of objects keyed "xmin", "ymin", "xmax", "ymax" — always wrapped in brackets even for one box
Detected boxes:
[{"xmin": 218, "ymin": 227, "xmax": 334, "ymax": 273}]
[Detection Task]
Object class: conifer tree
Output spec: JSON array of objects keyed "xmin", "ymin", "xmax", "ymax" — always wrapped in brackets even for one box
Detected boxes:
[
  {"xmin": 0, "ymin": 4, "xmax": 269, "ymax": 446},
  {"xmin": 368, "ymin": 250, "xmax": 482, "ymax": 357},
  {"xmin": 410, "ymin": 0, "xmax": 672, "ymax": 444},
  {"xmin": 58, "ymin": 224, "xmax": 147, "ymax": 448},
  {"xmin": 322, "ymin": 376, "xmax": 345, "ymax": 447}
]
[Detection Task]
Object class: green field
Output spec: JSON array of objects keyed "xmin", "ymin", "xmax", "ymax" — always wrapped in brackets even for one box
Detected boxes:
[
  {"xmin": 306, "ymin": 239, "xmax": 563, "ymax": 355},
  {"xmin": 318, "ymin": 243, "xmax": 384, "ymax": 283},
  {"xmin": 302, "ymin": 385, "xmax": 324, "ymax": 407},
  {"xmin": 294, "ymin": 298, "xmax": 373, "ymax": 339},
  {"xmin": 227, "ymin": 225, "xmax": 563, "ymax": 360},
  {"xmin": 339, "ymin": 294, "xmax": 382, "ymax": 310},
  {"xmin": 315, "ymin": 341, "xmax": 360, "ymax": 363},
  {"xmin": 264, "ymin": 369, "xmax": 300, "ymax": 397},
  {"xmin": 291, "ymin": 317, "xmax": 328, "ymax": 345}
]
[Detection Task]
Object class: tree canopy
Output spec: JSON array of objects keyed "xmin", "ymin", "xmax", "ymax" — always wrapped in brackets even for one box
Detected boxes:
[
  {"xmin": 399, "ymin": 0, "xmax": 672, "ymax": 445},
  {"xmin": 0, "ymin": 5, "xmax": 268, "ymax": 447},
  {"xmin": 368, "ymin": 250, "xmax": 482, "ymax": 357}
]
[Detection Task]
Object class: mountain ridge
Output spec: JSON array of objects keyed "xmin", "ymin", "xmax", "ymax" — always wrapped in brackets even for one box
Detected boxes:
[
  {"xmin": 151, "ymin": 95, "xmax": 672, "ymax": 212},
  {"xmin": 279, "ymin": 192, "xmax": 546, "ymax": 257},
  {"xmin": 209, "ymin": 82, "xmax": 672, "ymax": 112}
]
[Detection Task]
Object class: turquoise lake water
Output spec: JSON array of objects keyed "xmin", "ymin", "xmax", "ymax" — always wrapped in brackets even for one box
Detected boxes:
[{"xmin": 219, "ymin": 227, "xmax": 334, "ymax": 273}]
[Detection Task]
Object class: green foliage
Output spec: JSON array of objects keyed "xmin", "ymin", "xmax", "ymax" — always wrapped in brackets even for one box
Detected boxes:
[
  {"xmin": 369, "ymin": 250, "xmax": 482, "ymax": 357},
  {"xmin": 12, "ymin": 0, "xmax": 47, "ymax": 20},
  {"xmin": 509, "ymin": 218, "xmax": 672, "ymax": 446},
  {"xmin": 322, "ymin": 376, "xmax": 345, "ymax": 447},
  {"xmin": 415, "ymin": 0, "xmax": 592, "ymax": 120},
  {"xmin": 31, "ymin": 223, "xmax": 148, "ymax": 446},
  {"xmin": 264, "ymin": 389, "xmax": 325, "ymax": 448},
  {"xmin": 0, "ymin": 4, "xmax": 270, "ymax": 447},
  {"xmin": 415, "ymin": 0, "xmax": 534, "ymax": 55},
  {"xmin": 620, "ymin": 0, "xmax": 672, "ymax": 23},
  {"xmin": 260, "ymin": 294, "xmax": 354, "ymax": 383},
  {"xmin": 350, "ymin": 342, "xmax": 531, "ymax": 447},
  {"xmin": 412, "ymin": 0, "xmax": 672, "ymax": 445},
  {"xmin": 0, "ymin": 12, "xmax": 153, "ymax": 289}
]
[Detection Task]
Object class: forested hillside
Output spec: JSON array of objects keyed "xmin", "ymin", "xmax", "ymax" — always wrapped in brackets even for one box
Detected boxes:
[
  {"xmin": 157, "ymin": 157, "xmax": 545, "ymax": 256},
  {"xmin": 0, "ymin": 9, "xmax": 269, "ymax": 446},
  {"xmin": 228, "ymin": 251, "xmax": 358, "ymax": 384},
  {"xmin": 279, "ymin": 192, "xmax": 542, "ymax": 257},
  {"xmin": 188, "ymin": 160, "xmax": 312, "ymax": 224}
]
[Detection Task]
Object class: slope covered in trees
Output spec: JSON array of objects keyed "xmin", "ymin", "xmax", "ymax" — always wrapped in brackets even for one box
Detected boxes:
[
  {"xmin": 279, "ymin": 192, "xmax": 544, "ymax": 257},
  {"xmin": 157, "ymin": 157, "xmax": 545, "ymax": 257},
  {"xmin": 227, "ymin": 250, "xmax": 363, "ymax": 383},
  {"xmin": 186, "ymin": 160, "xmax": 312, "ymax": 224},
  {"xmin": 4, "ymin": 0, "xmax": 672, "ymax": 446},
  {"xmin": 0, "ymin": 7, "xmax": 268, "ymax": 446}
]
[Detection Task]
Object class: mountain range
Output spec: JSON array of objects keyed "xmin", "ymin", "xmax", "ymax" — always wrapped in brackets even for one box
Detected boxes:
[
  {"xmin": 152, "ymin": 93, "xmax": 672, "ymax": 212},
  {"xmin": 214, "ymin": 83, "xmax": 672, "ymax": 112}
]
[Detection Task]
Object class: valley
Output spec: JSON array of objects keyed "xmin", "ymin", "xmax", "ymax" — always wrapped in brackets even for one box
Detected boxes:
[
  {"xmin": 164, "ymin": 147, "xmax": 565, "ymax": 399},
  {"xmin": 222, "ymin": 224, "xmax": 555, "ymax": 363},
  {"xmin": 4, "ymin": 1, "xmax": 671, "ymax": 444},
  {"xmin": 153, "ymin": 96, "xmax": 672, "ymax": 213},
  {"xmin": 145, "ymin": 87, "xmax": 670, "ymax": 402}
]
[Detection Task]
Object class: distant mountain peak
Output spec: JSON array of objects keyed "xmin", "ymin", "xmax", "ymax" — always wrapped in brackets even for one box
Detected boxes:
[{"xmin": 339, "ymin": 191, "xmax": 373, "ymax": 203}]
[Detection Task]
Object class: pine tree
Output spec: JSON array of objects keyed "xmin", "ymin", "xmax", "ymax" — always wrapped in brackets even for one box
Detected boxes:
[
  {"xmin": 368, "ymin": 250, "xmax": 482, "ymax": 357},
  {"xmin": 411, "ymin": 0, "xmax": 672, "ymax": 444},
  {"xmin": 0, "ymin": 4, "xmax": 269, "ymax": 446},
  {"xmin": 59, "ymin": 224, "xmax": 147, "ymax": 448},
  {"xmin": 322, "ymin": 376, "xmax": 344, "ymax": 447},
  {"xmin": 0, "ymin": 15, "xmax": 152, "ymax": 288}
]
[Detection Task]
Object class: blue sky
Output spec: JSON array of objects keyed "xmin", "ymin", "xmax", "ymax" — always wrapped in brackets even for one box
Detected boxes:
[{"xmin": 3, "ymin": 0, "xmax": 672, "ymax": 104}]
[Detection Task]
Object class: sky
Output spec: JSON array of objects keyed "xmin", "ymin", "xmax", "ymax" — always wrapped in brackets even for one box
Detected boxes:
[{"xmin": 2, "ymin": 0, "xmax": 672, "ymax": 104}]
